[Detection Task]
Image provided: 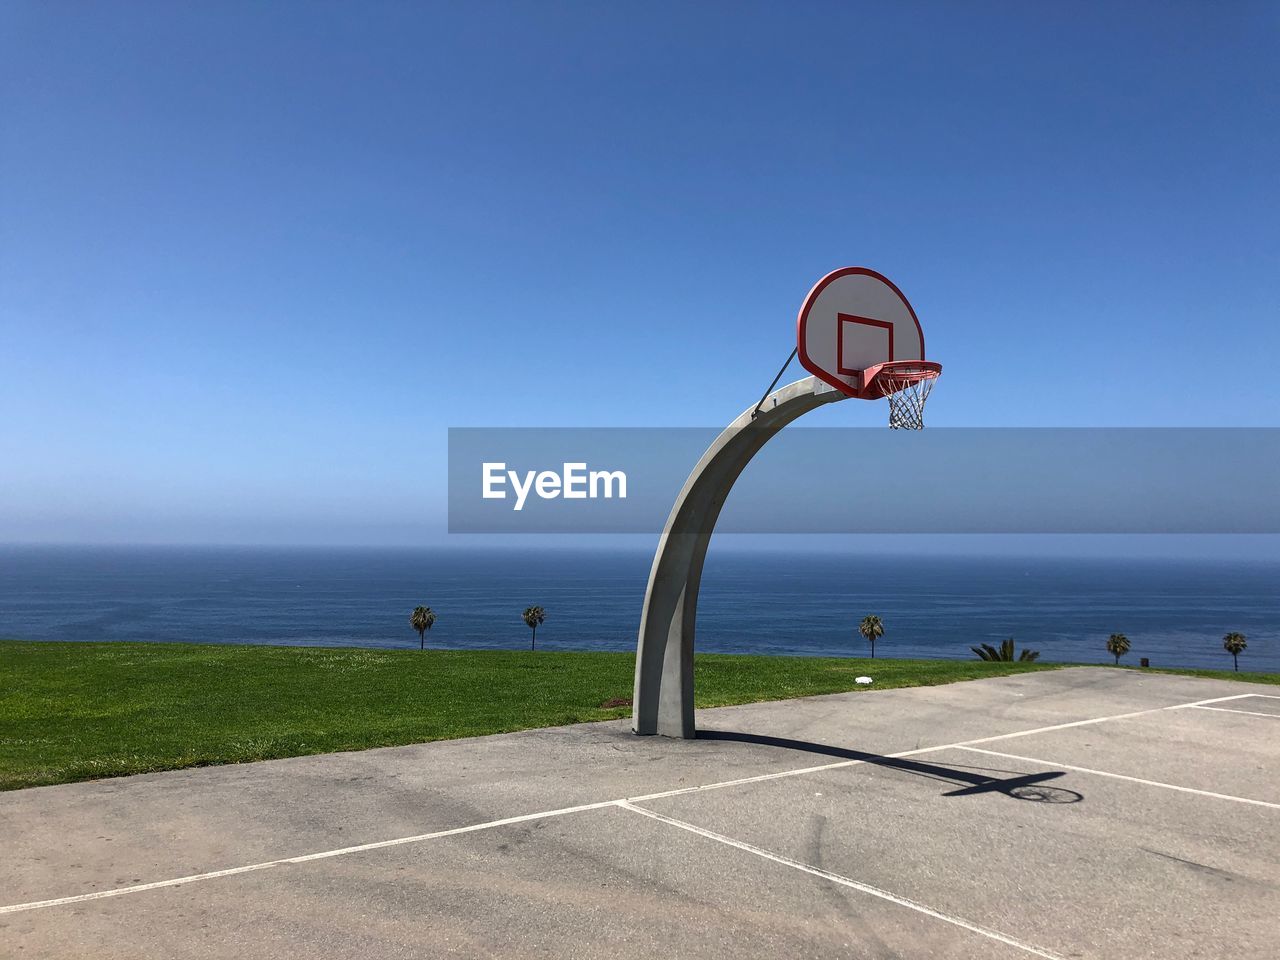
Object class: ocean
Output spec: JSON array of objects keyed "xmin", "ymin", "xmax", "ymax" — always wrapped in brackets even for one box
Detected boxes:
[{"xmin": 0, "ymin": 546, "xmax": 1276, "ymax": 672}]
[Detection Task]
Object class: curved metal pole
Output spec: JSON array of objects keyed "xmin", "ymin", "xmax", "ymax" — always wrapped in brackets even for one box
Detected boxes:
[{"xmin": 632, "ymin": 376, "xmax": 850, "ymax": 737}]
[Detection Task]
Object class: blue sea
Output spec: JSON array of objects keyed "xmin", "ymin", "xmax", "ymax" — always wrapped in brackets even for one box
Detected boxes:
[{"xmin": 0, "ymin": 546, "xmax": 1276, "ymax": 672}]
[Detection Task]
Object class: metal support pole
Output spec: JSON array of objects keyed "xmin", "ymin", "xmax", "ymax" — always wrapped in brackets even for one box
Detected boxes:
[
  {"xmin": 632, "ymin": 375, "xmax": 849, "ymax": 737},
  {"xmin": 751, "ymin": 348, "xmax": 798, "ymax": 420}
]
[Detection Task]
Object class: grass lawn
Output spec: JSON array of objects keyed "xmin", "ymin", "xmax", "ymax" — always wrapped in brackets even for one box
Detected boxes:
[
  {"xmin": 1, "ymin": 640, "xmax": 1274, "ymax": 791},
  {"xmin": 0, "ymin": 640, "xmax": 1066, "ymax": 791}
]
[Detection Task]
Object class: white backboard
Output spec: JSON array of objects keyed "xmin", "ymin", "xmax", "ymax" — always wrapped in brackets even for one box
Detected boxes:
[{"xmin": 796, "ymin": 267, "xmax": 925, "ymax": 398}]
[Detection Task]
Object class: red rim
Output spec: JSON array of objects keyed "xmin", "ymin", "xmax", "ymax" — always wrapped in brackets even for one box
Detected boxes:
[{"xmin": 862, "ymin": 360, "xmax": 942, "ymax": 399}]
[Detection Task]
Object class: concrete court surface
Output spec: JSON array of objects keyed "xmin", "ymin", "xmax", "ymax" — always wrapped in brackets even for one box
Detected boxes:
[{"xmin": 1, "ymin": 668, "xmax": 1277, "ymax": 959}]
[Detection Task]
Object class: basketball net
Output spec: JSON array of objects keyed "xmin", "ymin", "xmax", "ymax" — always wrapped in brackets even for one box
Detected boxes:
[{"xmin": 873, "ymin": 363, "xmax": 939, "ymax": 430}]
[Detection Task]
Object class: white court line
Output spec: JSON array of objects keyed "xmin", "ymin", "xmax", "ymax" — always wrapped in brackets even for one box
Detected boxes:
[
  {"xmin": 0, "ymin": 690, "xmax": 1262, "ymax": 917},
  {"xmin": 616, "ymin": 800, "xmax": 1066, "ymax": 960},
  {"xmin": 953, "ymin": 746, "xmax": 1280, "ymax": 810},
  {"xmin": 0, "ymin": 799, "xmax": 619, "ymax": 916},
  {"xmin": 954, "ymin": 692, "xmax": 1260, "ymax": 744},
  {"xmin": 632, "ymin": 692, "xmax": 1260, "ymax": 803},
  {"xmin": 1162, "ymin": 692, "xmax": 1268, "ymax": 706},
  {"xmin": 1191, "ymin": 705, "xmax": 1280, "ymax": 719}
]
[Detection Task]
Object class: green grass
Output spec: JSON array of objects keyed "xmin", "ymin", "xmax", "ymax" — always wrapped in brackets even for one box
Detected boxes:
[
  {"xmin": 0, "ymin": 640, "xmax": 1064, "ymax": 791},
  {"xmin": 3, "ymin": 641, "xmax": 1275, "ymax": 792}
]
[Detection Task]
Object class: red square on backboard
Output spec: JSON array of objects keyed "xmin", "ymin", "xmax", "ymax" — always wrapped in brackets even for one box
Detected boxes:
[{"xmin": 837, "ymin": 314, "xmax": 895, "ymax": 376}]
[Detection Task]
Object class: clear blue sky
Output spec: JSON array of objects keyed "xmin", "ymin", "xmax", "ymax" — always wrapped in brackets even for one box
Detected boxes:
[{"xmin": 2, "ymin": 2, "xmax": 1277, "ymax": 548}]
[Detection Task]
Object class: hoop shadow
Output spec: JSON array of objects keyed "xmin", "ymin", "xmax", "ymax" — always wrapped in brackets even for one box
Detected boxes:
[{"xmin": 698, "ymin": 730, "xmax": 1082, "ymax": 804}]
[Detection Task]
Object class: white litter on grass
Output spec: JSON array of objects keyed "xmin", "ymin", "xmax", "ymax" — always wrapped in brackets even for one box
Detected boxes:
[{"xmin": 855, "ymin": 676, "xmax": 873, "ymax": 684}]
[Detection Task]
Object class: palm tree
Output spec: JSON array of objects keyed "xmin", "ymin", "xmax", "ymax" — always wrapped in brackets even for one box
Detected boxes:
[
  {"xmin": 971, "ymin": 638, "xmax": 1040, "ymax": 662},
  {"xmin": 858, "ymin": 615, "xmax": 884, "ymax": 658},
  {"xmin": 409, "ymin": 606, "xmax": 436, "ymax": 650},
  {"xmin": 1223, "ymin": 632, "xmax": 1247, "ymax": 672},
  {"xmin": 522, "ymin": 606, "xmax": 546, "ymax": 651},
  {"xmin": 1106, "ymin": 633, "xmax": 1131, "ymax": 666}
]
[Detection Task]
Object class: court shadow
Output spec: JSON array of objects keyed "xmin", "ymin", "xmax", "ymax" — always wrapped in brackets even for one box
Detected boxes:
[{"xmin": 698, "ymin": 730, "xmax": 1082, "ymax": 804}]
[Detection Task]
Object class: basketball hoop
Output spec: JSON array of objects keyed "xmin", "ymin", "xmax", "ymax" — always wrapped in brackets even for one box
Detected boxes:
[
  {"xmin": 793, "ymin": 267, "xmax": 942, "ymax": 428},
  {"xmin": 865, "ymin": 360, "xmax": 941, "ymax": 430}
]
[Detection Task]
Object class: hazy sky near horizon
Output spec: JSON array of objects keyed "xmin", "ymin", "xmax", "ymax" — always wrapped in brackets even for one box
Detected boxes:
[{"xmin": 2, "ymin": 2, "xmax": 1277, "ymax": 550}]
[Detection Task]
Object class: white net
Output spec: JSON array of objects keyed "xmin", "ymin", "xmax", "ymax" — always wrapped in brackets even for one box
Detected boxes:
[{"xmin": 876, "ymin": 365, "xmax": 939, "ymax": 430}]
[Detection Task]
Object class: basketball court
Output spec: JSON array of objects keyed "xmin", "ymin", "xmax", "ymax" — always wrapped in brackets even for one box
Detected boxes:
[{"xmin": 2, "ymin": 668, "xmax": 1277, "ymax": 958}]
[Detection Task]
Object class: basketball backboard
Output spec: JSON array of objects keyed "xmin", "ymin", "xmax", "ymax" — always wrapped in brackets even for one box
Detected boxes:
[{"xmin": 796, "ymin": 267, "xmax": 928, "ymax": 399}]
